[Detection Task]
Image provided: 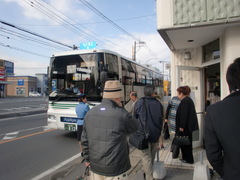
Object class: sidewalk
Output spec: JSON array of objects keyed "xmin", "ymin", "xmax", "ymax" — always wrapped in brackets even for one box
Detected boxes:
[{"xmin": 44, "ymin": 139, "xmax": 221, "ymax": 180}]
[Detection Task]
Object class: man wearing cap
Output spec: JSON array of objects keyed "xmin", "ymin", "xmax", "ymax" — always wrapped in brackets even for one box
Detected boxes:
[
  {"xmin": 75, "ymin": 94, "xmax": 90, "ymax": 155},
  {"xmin": 81, "ymin": 80, "xmax": 139, "ymax": 179}
]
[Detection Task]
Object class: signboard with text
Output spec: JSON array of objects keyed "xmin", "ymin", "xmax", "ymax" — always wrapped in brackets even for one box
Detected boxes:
[
  {"xmin": 80, "ymin": 41, "xmax": 97, "ymax": 49},
  {"xmin": 18, "ymin": 79, "xmax": 24, "ymax": 86},
  {"xmin": 4, "ymin": 61, "xmax": 14, "ymax": 74},
  {"xmin": 0, "ymin": 67, "xmax": 5, "ymax": 81},
  {"xmin": 52, "ymin": 79, "xmax": 57, "ymax": 91}
]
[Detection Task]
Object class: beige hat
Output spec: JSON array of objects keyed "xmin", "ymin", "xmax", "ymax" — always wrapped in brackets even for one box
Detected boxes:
[{"xmin": 103, "ymin": 80, "xmax": 123, "ymax": 99}]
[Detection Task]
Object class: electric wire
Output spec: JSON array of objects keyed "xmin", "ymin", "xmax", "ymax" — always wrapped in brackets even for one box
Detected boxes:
[
  {"xmin": 0, "ymin": 19, "xmax": 73, "ymax": 49},
  {"xmin": 36, "ymin": 0, "xmax": 131, "ymax": 55},
  {"xmin": 0, "ymin": 27, "xmax": 68, "ymax": 51},
  {"xmin": 78, "ymin": 0, "xmax": 139, "ymax": 41},
  {"xmin": 77, "ymin": 0, "xmax": 157, "ymax": 61},
  {"xmin": 26, "ymin": 0, "xmax": 96, "ymax": 42},
  {"xmin": 1, "ymin": 1, "xmax": 158, "ymax": 63},
  {"xmin": 0, "ymin": 42, "xmax": 49, "ymax": 58}
]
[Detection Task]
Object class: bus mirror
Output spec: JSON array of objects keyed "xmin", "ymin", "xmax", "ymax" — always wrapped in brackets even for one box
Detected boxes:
[{"xmin": 100, "ymin": 71, "xmax": 108, "ymax": 83}]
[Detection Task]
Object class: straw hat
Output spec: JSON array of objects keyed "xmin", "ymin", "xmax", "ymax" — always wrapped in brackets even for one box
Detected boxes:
[{"xmin": 103, "ymin": 80, "xmax": 123, "ymax": 99}]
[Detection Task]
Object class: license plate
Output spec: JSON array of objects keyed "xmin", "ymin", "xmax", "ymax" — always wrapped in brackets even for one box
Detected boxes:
[
  {"xmin": 64, "ymin": 124, "xmax": 76, "ymax": 131},
  {"xmin": 61, "ymin": 117, "xmax": 79, "ymax": 123}
]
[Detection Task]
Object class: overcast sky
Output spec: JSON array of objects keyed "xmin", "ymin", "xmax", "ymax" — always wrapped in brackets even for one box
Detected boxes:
[{"xmin": 0, "ymin": 0, "xmax": 170, "ymax": 76}]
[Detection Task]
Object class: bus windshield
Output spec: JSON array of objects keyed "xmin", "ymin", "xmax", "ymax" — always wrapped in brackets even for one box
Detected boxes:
[{"xmin": 49, "ymin": 53, "xmax": 104, "ymax": 102}]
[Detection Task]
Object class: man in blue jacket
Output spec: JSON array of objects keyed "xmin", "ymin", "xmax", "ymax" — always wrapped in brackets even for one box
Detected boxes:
[
  {"xmin": 81, "ymin": 80, "xmax": 139, "ymax": 179},
  {"xmin": 134, "ymin": 85, "xmax": 163, "ymax": 180}
]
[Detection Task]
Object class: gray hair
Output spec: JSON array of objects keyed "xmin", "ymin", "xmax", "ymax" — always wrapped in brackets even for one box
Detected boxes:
[{"xmin": 144, "ymin": 85, "xmax": 155, "ymax": 96}]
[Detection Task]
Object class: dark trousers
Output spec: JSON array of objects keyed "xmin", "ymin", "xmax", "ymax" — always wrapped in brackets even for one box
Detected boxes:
[{"xmin": 180, "ymin": 134, "xmax": 194, "ymax": 163}]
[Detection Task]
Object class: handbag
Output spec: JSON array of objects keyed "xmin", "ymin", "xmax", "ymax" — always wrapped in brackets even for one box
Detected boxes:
[
  {"xmin": 129, "ymin": 98, "xmax": 149, "ymax": 150},
  {"xmin": 173, "ymin": 132, "xmax": 190, "ymax": 146},
  {"xmin": 129, "ymin": 130, "xmax": 149, "ymax": 150},
  {"xmin": 163, "ymin": 122, "xmax": 170, "ymax": 140}
]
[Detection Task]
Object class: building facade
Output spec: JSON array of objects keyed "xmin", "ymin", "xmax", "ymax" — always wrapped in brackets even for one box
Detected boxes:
[
  {"xmin": 0, "ymin": 59, "xmax": 14, "ymax": 97},
  {"xmin": 156, "ymin": 0, "xmax": 240, "ymax": 147},
  {"xmin": 35, "ymin": 73, "xmax": 48, "ymax": 96},
  {"xmin": 6, "ymin": 76, "xmax": 37, "ymax": 97}
]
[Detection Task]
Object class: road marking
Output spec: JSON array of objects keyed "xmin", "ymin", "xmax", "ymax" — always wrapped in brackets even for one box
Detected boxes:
[
  {"xmin": 31, "ymin": 153, "xmax": 81, "ymax": 180},
  {"xmin": 2, "ymin": 132, "xmax": 19, "ymax": 140},
  {"xmin": 0, "ymin": 113, "xmax": 46, "ymax": 122},
  {"xmin": 0, "ymin": 125, "xmax": 50, "ymax": 136},
  {"xmin": 0, "ymin": 128, "xmax": 56, "ymax": 144}
]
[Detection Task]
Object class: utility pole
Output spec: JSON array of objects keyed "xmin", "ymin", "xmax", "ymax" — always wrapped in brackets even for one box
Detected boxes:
[
  {"xmin": 132, "ymin": 41, "xmax": 145, "ymax": 61},
  {"xmin": 132, "ymin": 41, "xmax": 136, "ymax": 61}
]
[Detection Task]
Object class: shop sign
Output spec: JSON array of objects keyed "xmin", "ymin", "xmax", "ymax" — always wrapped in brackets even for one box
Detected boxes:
[
  {"xmin": 0, "ymin": 68, "xmax": 5, "ymax": 81},
  {"xmin": 4, "ymin": 61, "xmax": 14, "ymax": 74},
  {"xmin": 0, "ymin": 60, "xmax": 4, "ymax": 68},
  {"xmin": 18, "ymin": 79, "xmax": 24, "ymax": 86}
]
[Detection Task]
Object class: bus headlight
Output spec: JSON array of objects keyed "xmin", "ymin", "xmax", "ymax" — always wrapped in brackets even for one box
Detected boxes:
[{"xmin": 48, "ymin": 115, "xmax": 56, "ymax": 120}]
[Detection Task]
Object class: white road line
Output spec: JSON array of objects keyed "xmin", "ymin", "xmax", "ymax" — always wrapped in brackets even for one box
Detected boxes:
[
  {"xmin": 32, "ymin": 153, "xmax": 81, "ymax": 180},
  {"xmin": 0, "ymin": 125, "xmax": 49, "ymax": 136},
  {"xmin": 2, "ymin": 132, "xmax": 19, "ymax": 140},
  {"xmin": 1, "ymin": 107, "xmax": 33, "ymax": 111},
  {"xmin": 0, "ymin": 113, "xmax": 46, "ymax": 122}
]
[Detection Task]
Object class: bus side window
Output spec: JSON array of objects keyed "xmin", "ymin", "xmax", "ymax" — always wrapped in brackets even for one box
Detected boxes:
[{"xmin": 105, "ymin": 53, "xmax": 119, "ymax": 80}]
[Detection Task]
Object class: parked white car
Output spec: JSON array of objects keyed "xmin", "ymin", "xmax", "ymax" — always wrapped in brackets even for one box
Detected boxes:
[{"xmin": 29, "ymin": 92, "xmax": 41, "ymax": 97}]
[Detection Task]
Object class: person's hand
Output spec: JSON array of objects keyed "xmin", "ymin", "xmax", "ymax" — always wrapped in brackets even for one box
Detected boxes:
[
  {"xmin": 179, "ymin": 128, "xmax": 184, "ymax": 132},
  {"xmin": 85, "ymin": 162, "xmax": 90, "ymax": 167},
  {"xmin": 156, "ymin": 143, "xmax": 161, "ymax": 150}
]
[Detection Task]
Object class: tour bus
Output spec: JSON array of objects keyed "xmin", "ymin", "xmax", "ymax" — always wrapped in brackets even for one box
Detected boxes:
[{"xmin": 47, "ymin": 49, "xmax": 163, "ymax": 131}]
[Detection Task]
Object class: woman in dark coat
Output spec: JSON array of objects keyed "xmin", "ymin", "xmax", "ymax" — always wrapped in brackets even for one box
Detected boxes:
[{"xmin": 175, "ymin": 86, "xmax": 199, "ymax": 164}]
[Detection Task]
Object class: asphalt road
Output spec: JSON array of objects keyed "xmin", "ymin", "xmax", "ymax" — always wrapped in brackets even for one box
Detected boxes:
[
  {"xmin": 0, "ymin": 96, "xmax": 174, "ymax": 180},
  {"xmin": 0, "ymin": 105, "xmax": 82, "ymax": 180}
]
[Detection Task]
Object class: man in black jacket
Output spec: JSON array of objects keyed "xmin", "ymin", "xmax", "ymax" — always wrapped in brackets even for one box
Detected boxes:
[
  {"xmin": 134, "ymin": 85, "xmax": 163, "ymax": 180},
  {"xmin": 81, "ymin": 80, "xmax": 139, "ymax": 179},
  {"xmin": 205, "ymin": 57, "xmax": 240, "ymax": 179}
]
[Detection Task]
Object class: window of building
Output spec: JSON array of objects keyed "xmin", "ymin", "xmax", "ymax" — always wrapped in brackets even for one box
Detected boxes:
[
  {"xmin": 16, "ymin": 87, "xmax": 25, "ymax": 95},
  {"xmin": 203, "ymin": 39, "xmax": 220, "ymax": 63}
]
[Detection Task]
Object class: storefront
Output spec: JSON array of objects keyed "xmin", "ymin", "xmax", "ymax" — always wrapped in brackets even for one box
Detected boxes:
[
  {"xmin": 0, "ymin": 59, "xmax": 14, "ymax": 97},
  {"xmin": 6, "ymin": 76, "xmax": 37, "ymax": 97},
  {"xmin": 156, "ymin": 0, "xmax": 240, "ymax": 147}
]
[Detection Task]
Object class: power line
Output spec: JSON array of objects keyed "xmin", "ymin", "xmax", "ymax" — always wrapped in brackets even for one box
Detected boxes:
[
  {"xmin": 77, "ymin": 0, "xmax": 159, "ymax": 61},
  {"xmin": 78, "ymin": 0, "xmax": 139, "ymax": 41},
  {"xmin": 0, "ymin": 42, "xmax": 49, "ymax": 58},
  {"xmin": 0, "ymin": 27, "xmax": 67, "ymax": 51},
  {"xmin": 15, "ymin": 14, "xmax": 156, "ymax": 26},
  {"xmin": 0, "ymin": 19, "xmax": 73, "ymax": 49},
  {"xmin": 31, "ymin": 0, "xmax": 131, "ymax": 54},
  {"xmin": 21, "ymin": 0, "xmax": 130, "ymax": 55},
  {"xmin": 26, "ymin": 0, "xmax": 96, "ymax": 43}
]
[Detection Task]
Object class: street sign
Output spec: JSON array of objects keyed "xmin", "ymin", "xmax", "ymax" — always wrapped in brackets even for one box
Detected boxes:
[{"xmin": 80, "ymin": 41, "xmax": 97, "ymax": 49}]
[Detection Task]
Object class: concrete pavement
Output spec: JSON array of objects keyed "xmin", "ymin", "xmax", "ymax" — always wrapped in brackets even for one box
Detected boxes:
[
  {"xmin": 41, "ymin": 139, "xmax": 222, "ymax": 180},
  {"xmin": 1, "ymin": 96, "xmax": 222, "ymax": 179}
]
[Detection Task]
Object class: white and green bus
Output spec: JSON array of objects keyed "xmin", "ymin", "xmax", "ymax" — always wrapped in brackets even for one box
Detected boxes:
[{"xmin": 47, "ymin": 49, "xmax": 163, "ymax": 131}]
